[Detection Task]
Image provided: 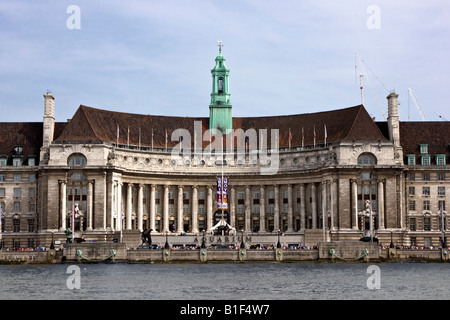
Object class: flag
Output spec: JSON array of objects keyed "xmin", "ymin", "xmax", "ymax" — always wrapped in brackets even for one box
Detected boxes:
[
  {"xmin": 116, "ymin": 124, "xmax": 119, "ymax": 145},
  {"xmin": 0, "ymin": 205, "xmax": 3, "ymax": 240},
  {"xmin": 302, "ymin": 127, "xmax": 304, "ymax": 148},
  {"xmin": 289, "ymin": 128, "xmax": 292, "ymax": 149},
  {"xmin": 313, "ymin": 126, "xmax": 316, "ymax": 147}
]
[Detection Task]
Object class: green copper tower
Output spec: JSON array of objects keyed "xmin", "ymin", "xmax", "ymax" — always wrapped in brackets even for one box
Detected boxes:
[{"xmin": 209, "ymin": 41, "xmax": 232, "ymax": 134}]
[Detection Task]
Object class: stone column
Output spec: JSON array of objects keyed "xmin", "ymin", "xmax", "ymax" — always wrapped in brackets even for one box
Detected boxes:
[
  {"xmin": 163, "ymin": 185, "xmax": 169, "ymax": 233},
  {"xmin": 192, "ymin": 186, "xmax": 198, "ymax": 234},
  {"xmin": 274, "ymin": 185, "xmax": 280, "ymax": 231},
  {"xmin": 103, "ymin": 172, "xmax": 107, "ymax": 230},
  {"xmin": 352, "ymin": 179, "xmax": 358, "ymax": 230},
  {"xmin": 245, "ymin": 186, "xmax": 251, "ymax": 232},
  {"xmin": 287, "ymin": 184, "xmax": 294, "ymax": 232},
  {"xmin": 230, "ymin": 186, "xmax": 236, "ymax": 229},
  {"xmin": 259, "ymin": 185, "xmax": 266, "ymax": 233},
  {"xmin": 59, "ymin": 180, "xmax": 67, "ymax": 231},
  {"xmin": 87, "ymin": 180, "xmax": 93, "ymax": 230},
  {"xmin": 300, "ymin": 184, "xmax": 306, "ymax": 231},
  {"xmin": 137, "ymin": 184, "xmax": 144, "ymax": 232},
  {"xmin": 321, "ymin": 181, "xmax": 327, "ymax": 230},
  {"xmin": 330, "ymin": 180, "xmax": 336, "ymax": 230},
  {"xmin": 311, "ymin": 183, "xmax": 317, "ymax": 229},
  {"xmin": 177, "ymin": 185, "xmax": 184, "ymax": 233},
  {"xmin": 150, "ymin": 185, "xmax": 156, "ymax": 232},
  {"xmin": 207, "ymin": 186, "xmax": 213, "ymax": 232},
  {"xmin": 378, "ymin": 179, "xmax": 385, "ymax": 230},
  {"xmin": 117, "ymin": 182, "xmax": 122, "ymax": 231},
  {"xmin": 126, "ymin": 184, "xmax": 132, "ymax": 230},
  {"xmin": 109, "ymin": 180, "xmax": 115, "ymax": 230}
]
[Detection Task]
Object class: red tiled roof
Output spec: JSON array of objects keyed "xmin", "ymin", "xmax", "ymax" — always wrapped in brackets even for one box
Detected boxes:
[
  {"xmin": 54, "ymin": 104, "xmax": 388, "ymax": 148},
  {"xmin": 400, "ymin": 121, "xmax": 450, "ymax": 164},
  {"xmin": 0, "ymin": 122, "xmax": 66, "ymax": 165}
]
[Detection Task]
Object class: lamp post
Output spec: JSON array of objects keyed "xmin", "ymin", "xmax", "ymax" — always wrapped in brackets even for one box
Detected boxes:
[
  {"xmin": 164, "ymin": 231, "xmax": 170, "ymax": 249},
  {"xmin": 50, "ymin": 231, "xmax": 54, "ymax": 250},
  {"xmin": 240, "ymin": 230, "xmax": 245, "ymax": 249},
  {"xmin": 390, "ymin": 229, "xmax": 394, "ymax": 248},
  {"xmin": 277, "ymin": 229, "xmax": 281, "ymax": 249}
]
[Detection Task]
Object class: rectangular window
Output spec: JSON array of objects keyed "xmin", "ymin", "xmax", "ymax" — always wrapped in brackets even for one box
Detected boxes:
[
  {"xmin": 168, "ymin": 191, "xmax": 174, "ymax": 200},
  {"xmin": 29, "ymin": 201, "xmax": 35, "ymax": 212},
  {"xmin": 28, "ymin": 157, "xmax": 36, "ymax": 166},
  {"xmin": 198, "ymin": 191, "xmax": 205, "ymax": 200},
  {"xmin": 436, "ymin": 155, "xmax": 446, "ymax": 166},
  {"xmin": 422, "ymin": 173, "xmax": 430, "ymax": 181},
  {"xmin": 438, "ymin": 187, "xmax": 445, "ymax": 196},
  {"xmin": 253, "ymin": 204, "xmax": 260, "ymax": 214},
  {"xmin": 407, "ymin": 155, "xmax": 416, "ymax": 166},
  {"xmin": 423, "ymin": 200, "xmax": 430, "ymax": 211},
  {"xmin": 237, "ymin": 204, "xmax": 244, "ymax": 214},
  {"xmin": 409, "ymin": 187, "xmax": 415, "ymax": 196},
  {"xmin": 409, "ymin": 200, "xmax": 416, "ymax": 211},
  {"xmin": 420, "ymin": 144, "xmax": 428, "ymax": 154},
  {"xmin": 13, "ymin": 219, "xmax": 20, "ymax": 232},
  {"xmin": 0, "ymin": 157, "xmax": 7, "ymax": 166},
  {"xmin": 0, "ymin": 188, "xmax": 5, "ymax": 197},
  {"xmin": 183, "ymin": 192, "xmax": 189, "ymax": 200},
  {"xmin": 198, "ymin": 204, "xmax": 205, "ymax": 214},
  {"xmin": 238, "ymin": 192, "xmax": 245, "ymax": 200},
  {"xmin": 438, "ymin": 200, "xmax": 445, "ymax": 211},
  {"xmin": 14, "ymin": 188, "xmax": 21, "ymax": 197},
  {"xmin": 422, "ymin": 156, "xmax": 431, "ymax": 166},
  {"xmin": 12, "ymin": 158, "xmax": 22, "ymax": 166},
  {"xmin": 14, "ymin": 174, "xmax": 21, "ymax": 182},
  {"xmin": 268, "ymin": 191, "xmax": 275, "ymax": 199},
  {"xmin": 422, "ymin": 187, "xmax": 430, "ymax": 196},
  {"xmin": 410, "ymin": 218, "xmax": 416, "ymax": 231},
  {"xmin": 28, "ymin": 174, "xmax": 35, "ymax": 183},
  {"xmin": 0, "ymin": 175, "xmax": 5, "ymax": 181},
  {"xmin": 424, "ymin": 218, "xmax": 431, "ymax": 231},
  {"xmin": 268, "ymin": 204, "xmax": 274, "ymax": 214},
  {"xmin": 408, "ymin": 173, "xmax": 415, "ymax": 181},
  {"xmin": 28, "ymin": 219, "xmax": 35, "ymax": 232},
  {"xmin": 183, "ymin": 204, "xmax": 189, "ymax": 214},
  {"xmin": 169, "ymin": 204, "xmax": 174, "ymax": 214},
  {"xmin": 253, "ymin": 192, "xmax": 260, "ymax": 200},
  {"xmin": 438, "ymin": 173, "xmax": 445, "ymax": 181}
]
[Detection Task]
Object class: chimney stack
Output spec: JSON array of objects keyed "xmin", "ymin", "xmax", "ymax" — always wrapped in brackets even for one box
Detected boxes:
[
  {"xmin": 387, "ymin": 92, "xmax": 403, "ymax": 163},
  {"xmin": 41, "ymin": 92, "xmax": 55, "ymax": 163}
]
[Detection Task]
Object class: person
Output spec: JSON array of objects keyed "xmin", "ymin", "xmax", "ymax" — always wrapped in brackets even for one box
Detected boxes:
[{"xmin": 65, "ymin": 228, "xmax": 72, "ymax": 243}]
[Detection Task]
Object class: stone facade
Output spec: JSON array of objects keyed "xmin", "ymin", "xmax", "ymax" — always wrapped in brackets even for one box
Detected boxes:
[{"xmin": 0, "ymin": 55, "xmax": 447, "ymax": 250}]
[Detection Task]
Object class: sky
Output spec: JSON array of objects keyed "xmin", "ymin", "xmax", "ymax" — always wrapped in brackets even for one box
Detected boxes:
[{"xmin": 0, "ymin": 0, "xmax": 449, "ymax": 123}]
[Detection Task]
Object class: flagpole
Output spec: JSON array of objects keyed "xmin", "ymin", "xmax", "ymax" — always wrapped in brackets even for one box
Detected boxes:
[{"xmin": 151, "ymin": 128, "xmax": 154, "ymax": 151}]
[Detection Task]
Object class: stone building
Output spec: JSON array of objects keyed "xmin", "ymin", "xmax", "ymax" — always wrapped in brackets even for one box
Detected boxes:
[{"xmin": 0, "ymin": 49, "xmax": 447, "ymax": 248}]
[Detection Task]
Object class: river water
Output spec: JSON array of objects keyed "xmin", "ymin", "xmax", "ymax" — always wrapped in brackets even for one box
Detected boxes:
[{"xmin": 0, "ymin": 262, "xmax": 448, "ymax": 301}]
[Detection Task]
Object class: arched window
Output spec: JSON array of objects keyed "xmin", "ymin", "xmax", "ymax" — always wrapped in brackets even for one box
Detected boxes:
[
  {"xmin": 68, "ymin": 154, "xmax": 87, "ymax": 166},
  {"xmin": 218, "ymin": 78, "xmax": 223, "ymax": 93},
  {"xmin": 357, "ymin": 154, "xmax": 376, "ymax": 165}
]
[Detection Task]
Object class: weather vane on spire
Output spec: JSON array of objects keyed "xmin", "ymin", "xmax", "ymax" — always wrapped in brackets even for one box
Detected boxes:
[{"xmin": 218, "ymin": 40, "xmax": 223, "ymax": 54}]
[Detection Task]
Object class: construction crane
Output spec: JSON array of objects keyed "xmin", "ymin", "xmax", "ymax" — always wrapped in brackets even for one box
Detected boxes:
[
  {"xmin": 355, "ymin": 53, "xmax": 387, "ymax": 120},
  {"xmin": 408, "ymin": 88, "xmax": 426, "ymax": 121}
]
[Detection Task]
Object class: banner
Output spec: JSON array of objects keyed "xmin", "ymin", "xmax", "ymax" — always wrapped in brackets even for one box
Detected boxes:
[
  {"xmin": 217, "ymin": 177, "xmax": 223, "ymax": 209},
  {"xmin": 217, "ymin": 177, "xmax": 229, "ymax": 209},
  {"xmin": 222, "ymin": 177, "xmax": 229, "ymax": 210}
]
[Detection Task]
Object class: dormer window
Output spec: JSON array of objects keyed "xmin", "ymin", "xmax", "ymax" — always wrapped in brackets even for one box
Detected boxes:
[
  {"xmin": 357, "ymin": 154, "xmax": 376, "ymax": 165},
  {"xmin": 407, "ymin": 154, "xmax": 416, "ymax": 166},
  {"xmin": 68, "ymin": 154, "xmax": 87, "ymax": 166},
  {"xmin": 0, "ymin": 156, "xmax": 7, "ymax": 166},
  {"xmin": 421, "ymin": 155, "xmax": 431, "ymax": 166},
  {"xmin": 436, "ymin": 154, "xmax": 446, "ymax": 166},
  {"xmin": 420, "ymin": 144, "xmax": 428, "ymax": 154}
]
